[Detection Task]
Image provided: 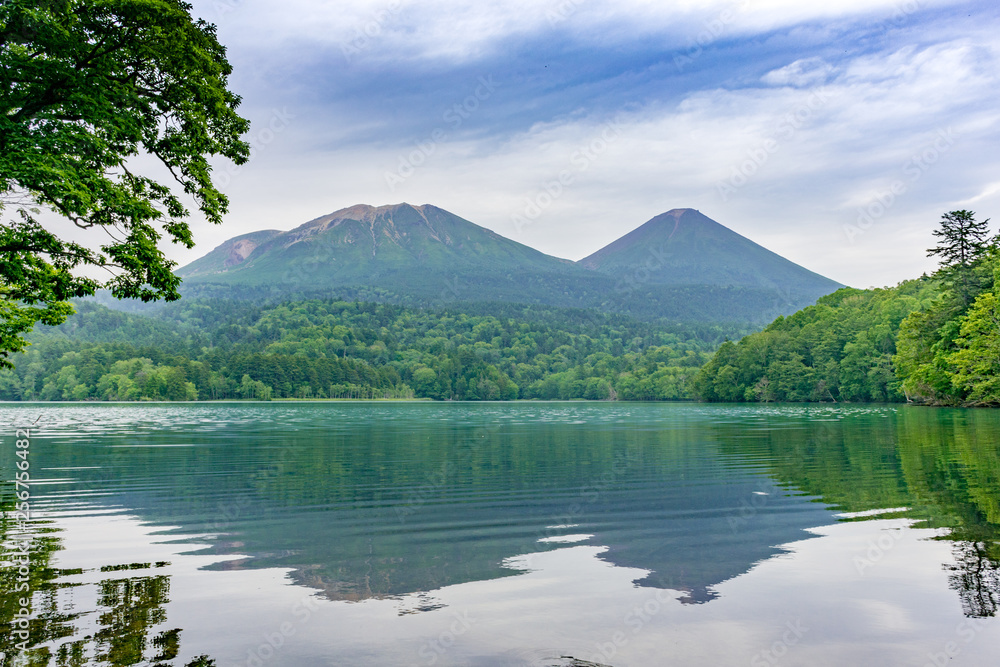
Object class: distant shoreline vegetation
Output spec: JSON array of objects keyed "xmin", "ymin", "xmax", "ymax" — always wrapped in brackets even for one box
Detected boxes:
[
  {"xmin": 4, "ymin": 212, "xmax": 996, "ymax": 407},
  {"xmin": 695, "ymin": 211, "xmax": 1000, "ymax": 408},
  {"xmin": 0, "ymin": 300, "xmax": 727, "ymax": 403}
]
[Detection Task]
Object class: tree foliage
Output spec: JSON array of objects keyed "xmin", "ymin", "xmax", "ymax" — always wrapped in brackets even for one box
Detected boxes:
[
  {"xmin": 695, "ymin": 211, "xmax": 1000, "ymax": 406},
  {"xmin": 0, "ymin": 0, "xmax": 249, "ymax": 367},
  {"xmin": 927, "ymin": 210, "xmax": 994, "ymax": 307},
  {"xmin": 691, "ymin": 282, "xmax": 936, "ymax": 403},
  {"xmin": 949, "ymin": 291, "xmax": 1000, "ymax": 404},
  {"xmin": 0, "ymin": 299, "xmax": 729, "ymax": 401},
  {"xmin": 897, "ymin": 213, "xmax": 998, "ymax": 404},
  {"xmin": 928, "ymin": 210, "xmax": 993, "ymax": 267}
]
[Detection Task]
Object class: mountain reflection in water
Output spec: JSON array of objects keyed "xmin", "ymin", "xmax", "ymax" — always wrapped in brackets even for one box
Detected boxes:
[{"xmin": 2, "ymin": 402, "xmax": 999, "ymax": 666}]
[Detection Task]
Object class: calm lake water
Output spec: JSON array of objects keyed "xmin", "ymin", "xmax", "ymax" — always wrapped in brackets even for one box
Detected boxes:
[{"xmin": 2, "ymin": 402, "xmax": 1000, "ymax": 666}]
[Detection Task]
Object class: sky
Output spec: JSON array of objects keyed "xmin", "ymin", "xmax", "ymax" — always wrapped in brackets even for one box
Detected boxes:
[{"xmin": 177, "ymin": 0, "xmax": 1000, "ymax": 288}]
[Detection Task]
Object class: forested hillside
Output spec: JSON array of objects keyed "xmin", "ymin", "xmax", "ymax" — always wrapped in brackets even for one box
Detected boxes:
[
  {"xmin": 0, "ymin": 300, "xmax": 740, "ymax": 402},
  {"xmin": 8, "ymin": 210, "xmax": 995, "ymax": 406},
  {"xmin": 694, "ymin": 211, "xmax": 1000, "ymax": 406},
  {"xmin": 174, "ymin": 204, "xmax": 840, "ymax": 325},
  {"xmin": 691, "ymin": 280, "xmax": 939, "ymax": 402}
]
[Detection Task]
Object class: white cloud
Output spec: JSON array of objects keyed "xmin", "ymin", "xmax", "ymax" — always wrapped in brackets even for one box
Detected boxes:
[
  {"xmin": 761, "ymin": 58, "xmax": 836, "ymax": 87},
  {"xmin": 958, "ymin": 180, "xmax": 1000, "ymax": 206},
  {"xmin": 171, "ymin": 1, "xmax": 999, "ymax": 290},
  {"xmin": 195, "ymin": 0, "xmax": 968, "ymax": 62}
]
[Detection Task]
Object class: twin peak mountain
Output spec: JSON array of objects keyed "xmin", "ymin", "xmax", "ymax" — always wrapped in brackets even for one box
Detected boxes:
[{"xmin": 178, "ymin": 204, "xmax": 842, "ymax": 324}]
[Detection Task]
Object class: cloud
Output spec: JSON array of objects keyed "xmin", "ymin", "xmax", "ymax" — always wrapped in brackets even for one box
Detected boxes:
[
  {"xmin": 211, "ymin": 0, "xmax": 980, "ymax": 150},
  {"xmin": 176, "ymin": 0, "xmax": 1000, "ymax": 289},
  {"xmin": 761, "ymin": 58, "xmax": 836, "ymax": 87},
  {"xmin": 199, "ymin": 0, "xmax": 967, "ymax": 61},
  {"xmin": 958, "ymin": 181, "xmax": 1000, "ymax": 206}
]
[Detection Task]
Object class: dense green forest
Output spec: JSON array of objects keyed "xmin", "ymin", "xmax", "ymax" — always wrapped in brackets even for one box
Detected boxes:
[
  {"xmin": 5, "ymin": 211, "xmax": 997, "ymax": 405},
  {"xmin": 694, "ymin": 211, "xmax": 1000, "ymax": 406},
  {"xmin": 0, "ymin": 300, "xmax": 741, "ymax": 402},
  {"xmin": 691, "ymin": 279, "xmax": 938, "ymax": 403}
]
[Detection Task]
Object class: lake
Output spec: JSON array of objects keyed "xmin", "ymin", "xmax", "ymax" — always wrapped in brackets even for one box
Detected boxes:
[{"xmin": 2, "ymin": 402, "xmax": 999, "ymax": 666}]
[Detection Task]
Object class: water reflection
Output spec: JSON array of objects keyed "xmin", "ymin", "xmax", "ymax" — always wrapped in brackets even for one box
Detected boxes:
[
  {"xmin": 713, "ymin": 406, "xmax": 1000, "ymax": 619},
  {"xmin": 0, "ymin": 493, "xmax": 213, "ymax": 666},
  {"xmin": 947, "ymin": 541, "xmax": 1000, "ymax": 618},
  {"xmin": 2, "ymin": 403, "xmax": 1000, "ymax": 665},
  {"xmin": 0, "ymin": 509, "xmax": 78, "ymax": 664}
]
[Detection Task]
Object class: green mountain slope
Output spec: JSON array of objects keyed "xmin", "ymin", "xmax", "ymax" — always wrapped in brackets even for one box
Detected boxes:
[
  {"xmin": 178, "ymin": 228, "xmax": 283, "ymax": 277},
  {"xmin": 579, "ymin": 208, "xmax": 843, "ymax": 301},
  {"xmin": 691, "ymin": 281, "xmax": 939, "ymax": 403},
  {"xmin": 691, "ymin": 223, "xmax": 1000, "ymax": 406},
  {"xmin": 175, "ymin": 203, "xmax": 841, "ymax": 323},
  {"xmin": 179, "ymin": 202, "xmax": 588, "ymax": 287}
]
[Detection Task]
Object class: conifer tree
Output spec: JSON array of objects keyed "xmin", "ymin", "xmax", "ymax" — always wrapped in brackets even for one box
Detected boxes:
[{"xmin": 927, "ymin": 210, "xmax": 993, "ymax": 307}]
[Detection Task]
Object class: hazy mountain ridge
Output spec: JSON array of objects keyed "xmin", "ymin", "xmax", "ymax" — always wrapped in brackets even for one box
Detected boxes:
[
  {"xmin": 177, "ymin": 229, "xmax": 283, "ymax": 277},
  {"xmin": 175, "ymin": 203, "xmax": 842, "ymax": 324},
  {"xmin": 179, "ymin": 203, "xmax": 580, "ymax": 282},
  {"xmin": 580, "ymin": 208, "xmax": 841, "ymax": 301}
]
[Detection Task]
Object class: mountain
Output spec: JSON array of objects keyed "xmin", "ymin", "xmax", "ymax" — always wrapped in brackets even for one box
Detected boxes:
[
  {"xmin": 176, "ymin": 203, "xmax": 842, "ymax": 323},
  {"xmin": 177, "ymin": 229, "xmax": 283, "ymax": 277},
  {"xmin": 177, "ymin": 203, "xmax": 610, "ymax": 306},
  {"xmin": 179, "ymin": 203, "xmax": 580, "ymax": 281},
  {"xmin": 579, "ymin": 208, "xmax": 842, "ymax": 303}
]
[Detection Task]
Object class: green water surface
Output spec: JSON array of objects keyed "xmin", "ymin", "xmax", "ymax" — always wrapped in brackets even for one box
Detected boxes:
[{"xmin": 1, "ymin": 403, "xmax": 999, "ymax": 666}]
